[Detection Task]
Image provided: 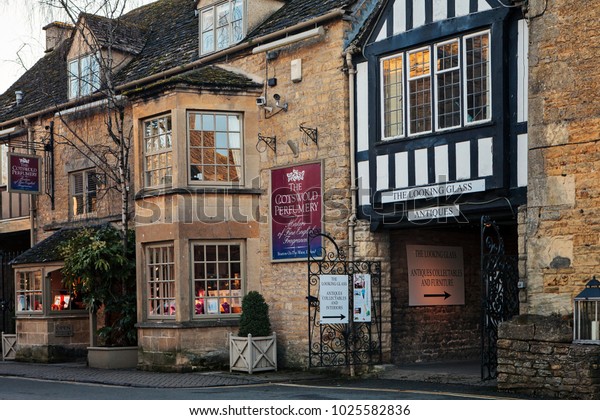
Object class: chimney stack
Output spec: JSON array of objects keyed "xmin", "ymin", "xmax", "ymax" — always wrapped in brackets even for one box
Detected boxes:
[{"xmin": 42, "ymin": 21, "xmax": 74, "ymax": 53}]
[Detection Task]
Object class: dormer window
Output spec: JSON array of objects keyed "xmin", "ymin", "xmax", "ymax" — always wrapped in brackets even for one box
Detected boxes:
[
  {"xmin": 200, "ymin": 0, "xmax": 244, "ymax": 55},
  {"xmin": 68, "ymin": 53, "xmax": 101, "ymax": 99}
]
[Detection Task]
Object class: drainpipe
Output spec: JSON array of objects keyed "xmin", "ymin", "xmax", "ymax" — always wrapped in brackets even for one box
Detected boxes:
[
  {"xmin": 345, "ymin": 50, "xmax": 358, "ymax": 261},
  {"xmin": 24, "ymin": 118, "xmax": 36, "ymax": 246}
]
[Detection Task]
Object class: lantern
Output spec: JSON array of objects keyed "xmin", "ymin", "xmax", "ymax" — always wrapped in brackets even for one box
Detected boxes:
[{"xmin": 573, "ymin": 276, "xmax": 600, "ymax": 343}]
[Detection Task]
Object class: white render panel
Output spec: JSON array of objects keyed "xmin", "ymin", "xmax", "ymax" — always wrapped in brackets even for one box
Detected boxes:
[
  {"xmin": 478, "ymin": 137, "xmax": 494, "ymax": 177},
  {"xmin": 432, "ymin": 0, "xmax": 448, "ymax": 22},
  {"xmin": 395, "ymin": 152, "xmax": 409, "ymax": 188},
  {"xmin": 413, "ymin": 0, "xmax": 426, "ymax": 28},
  {"xmin": 517, "ymin": 19, "xmax": 529, "ymax": 123},
  {"xmin": 357, "ymin": 161, "xmax": 371, "ymax": 205},
  {"xmin": 517, "ymin": 133, "xmax": 528, "ymax": 187},
  {"xmin": 377, "ymin": 154, "xmax": 389, "ymax": 191},
  {"xmin": 356, "ymin": 62, "xmax": 369, "ymax": 152},
  {"xmin": 455, "ymin": 0, "xmax": 470, "ymax": 17},
  {"xmin": 435, "ymin": 145, "xmax": 449, "ymax": 183},
  {"xmin": 376, "ymin": 21, "xmax": 387, "ymax": 42},
  {"xmin": 414, "ymin": 148, "xmax": 429, "ymax": 185},
  {"xmin": 478, "ymin": 0, "xmax": 492, "ymax": 11},
  {"xmin": 393, "ymin": 0, "xmax": 407, "ymax": 34},
  {"xmin": 455, "ymin": 141, "xmax": 471, "ymax": 180}
]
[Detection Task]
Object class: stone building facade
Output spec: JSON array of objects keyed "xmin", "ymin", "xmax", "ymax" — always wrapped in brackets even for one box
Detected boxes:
[{"xmin": 497, "ymin": 0, "xmax": 600, "ymax": 398}]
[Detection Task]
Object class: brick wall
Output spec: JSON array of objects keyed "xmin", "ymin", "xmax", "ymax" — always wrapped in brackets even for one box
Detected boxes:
[{"xmin": 498, "ymin": 315, "xmax": 600, "ymax": 399}]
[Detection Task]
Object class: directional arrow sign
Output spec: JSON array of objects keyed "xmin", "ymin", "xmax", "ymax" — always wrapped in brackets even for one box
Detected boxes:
[
  {"xmin": 424, "ymin": 291, "xmax": 451, "ymax": 300},
  {"xmin": 319, "ymin": 274, "xmax": 349, "ymax": 324},
  {"xmin": 407, "ymin": 245, "xmax": 465, "ymax": 306}
]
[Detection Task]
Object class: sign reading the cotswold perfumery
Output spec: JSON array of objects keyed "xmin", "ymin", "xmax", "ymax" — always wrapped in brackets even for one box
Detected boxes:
[
  {"xmin": 271, "ymin": 162, "xmax": 322, "ymax": 261},
  {"xmin": 8, "ymin": 152, "xmax": 41, "ymax": 194},
  {"xmin": 406, "ymin": 245, "xmax": 465, "ymax": 306}
]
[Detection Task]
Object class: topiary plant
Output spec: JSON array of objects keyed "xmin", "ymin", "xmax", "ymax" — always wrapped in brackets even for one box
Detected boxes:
[{"xmin": 238, "ymin": 291, "xmax": 272, "ymax": 337}]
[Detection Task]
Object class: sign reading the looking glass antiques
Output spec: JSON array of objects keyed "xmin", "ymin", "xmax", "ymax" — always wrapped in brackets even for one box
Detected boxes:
[
  {"xmin": 406, "ymin": 245, "xmax": 465, "ymax": 306},
  {"xmin": 271, "ymin": 162, "xmax": 322, "ymax": 261},
  {"xmin": 8, "ymin": 152, "xmax": 41, "ymax": 194}
]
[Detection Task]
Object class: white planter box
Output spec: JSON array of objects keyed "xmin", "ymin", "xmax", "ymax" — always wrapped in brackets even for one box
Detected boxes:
[
  {"xmin": 87, "ymin": 346, "xmax": 138, "ymax": 369},
  {"xmin": 229, "ymin": 332, "xmax": 277, "ymax": 374}
]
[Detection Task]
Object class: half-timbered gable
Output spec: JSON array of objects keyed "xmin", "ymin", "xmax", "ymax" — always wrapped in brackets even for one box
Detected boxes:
[{"xmin": 355, "ymin": 0, "xmax": 528, "ymax": 227}]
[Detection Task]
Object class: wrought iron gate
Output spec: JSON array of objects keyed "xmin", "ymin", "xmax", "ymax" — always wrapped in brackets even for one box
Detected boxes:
[
  {"xmin": 0, "ymin": 251, "xmax": 19, "ymax": 334},
  {"xmin": 480, "ymin": 216, "xmax": 519, "ymax": 380},
  {"xmin": 307, "ymin": 231, "xmax": 382, "ymax": 368}
]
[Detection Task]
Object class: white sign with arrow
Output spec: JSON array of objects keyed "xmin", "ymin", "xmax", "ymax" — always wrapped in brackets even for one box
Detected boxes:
[
  {"xmin": 319, "ymin": 274, "xmax": 348, "ymax": 324},
  {"xmin": 407, "ymin": 245, "xmax": 465, "ymax": 306}
]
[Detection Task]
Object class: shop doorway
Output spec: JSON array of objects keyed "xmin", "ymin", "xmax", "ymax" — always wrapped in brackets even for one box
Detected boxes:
[{"xmin": 0, "ymin": 250, "xmax": 21, "ymax": 334}]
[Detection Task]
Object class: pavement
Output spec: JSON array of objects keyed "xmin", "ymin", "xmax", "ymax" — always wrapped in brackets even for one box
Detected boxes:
[{"xmin": 0, "ymin": 359, "xmax": 491, "ymax": 389}]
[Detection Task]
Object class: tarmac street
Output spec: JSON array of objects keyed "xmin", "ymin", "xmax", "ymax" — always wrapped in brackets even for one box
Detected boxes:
[{"xmin": 0, "ymin": 360, "xmax": 522, "ymax": 400}]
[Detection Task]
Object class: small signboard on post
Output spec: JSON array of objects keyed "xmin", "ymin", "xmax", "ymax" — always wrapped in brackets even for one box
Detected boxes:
[
  {"xmin": 319, "ymin": 274, "xmax": 348, "ymax": 324},
  {"xmin": 8, "ymin": 152, "xmax": 41, "ymax": 194}
]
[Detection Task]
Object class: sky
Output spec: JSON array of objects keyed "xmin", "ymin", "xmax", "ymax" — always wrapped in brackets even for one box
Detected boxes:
[{"xmin": 0, "ymin": 0, "xmax": 155, "ymax": 94}]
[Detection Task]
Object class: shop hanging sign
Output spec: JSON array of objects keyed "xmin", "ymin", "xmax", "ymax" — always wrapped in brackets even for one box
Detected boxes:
[
  {"xmin": 406, "ymin": 245, "xmax": 465, "ymax": 306},
  {"xmin": 271, "ymin": 162, "xmax": 322, "ymax": 261},
  {"xmin": 8, "ymin": 152, "xmax": 41, "ymax": 194}
]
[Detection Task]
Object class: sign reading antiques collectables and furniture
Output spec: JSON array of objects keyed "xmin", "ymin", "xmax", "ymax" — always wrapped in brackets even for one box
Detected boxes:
[
  {"xmin": 271, "ymin": 162, "xmax": 322, "ymax": 261},
  {"xmin": 406, "ymin": 245, "xmax": 465, "ymax": 306},
  {"xmin": 8, "ymin": 152, "xmax": 41, "ymax": 194}
]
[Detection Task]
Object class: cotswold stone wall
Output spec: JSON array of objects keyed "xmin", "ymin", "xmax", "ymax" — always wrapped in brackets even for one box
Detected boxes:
[
  {"xmin": 524, "ymin": 0, "xmax": 600, "ymax": 314},
  {"xmin": 498, "ymin": 315, "xmax": 600, "ymax": 399}
]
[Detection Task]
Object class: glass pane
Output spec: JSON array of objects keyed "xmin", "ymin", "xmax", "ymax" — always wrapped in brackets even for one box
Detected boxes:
[
  {"xmin": 202, "ymin": 9, "xmax": 214, "ymax": 31},
  {"xmin": 194, "ymin": 263, "xmax": 205, "ymax": 279},
  {"xmin": 216, "ymin": 3, "xmax": 229, "ymax": 27},
  {"xmin": 218, "ymin": 245, "xmax": 229, "ymax": 261},
  {"xmin": 202, "ymin": 114, "xmax": 214, "ymax": 131},
  {"xmin": 229, "ymin": 132, "xmax": 240, "ymax": 148},
  {"xmin": 217, "ymin": 26, "xmax": 229, "ymax": 50},
  {"xmin": 228, "ymin": 115, "xmax": 240, "ymax": 132},
  {"xmin": 216, "ymin": 132, "xmax": 227, "ymax": 149},
  {"xmin": 232, "ymin": 20, "xmax": 243, "ymax": 43},
  {"xmin": 215, "ymin": 114, "xmax": 227, "ymax": 131},
  {"xmin": 203, "ymin": 31, "xmax": 214, "ymax": 53}
]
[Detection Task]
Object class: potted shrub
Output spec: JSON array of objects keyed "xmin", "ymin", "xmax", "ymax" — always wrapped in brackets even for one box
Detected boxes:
[
  {"xmin": 229, "ymin": 291, "xmax": 277, "ymax": 373},
  {"xmin": 60, "ymin": 225, "xmax": 137, "ymax": 368}
]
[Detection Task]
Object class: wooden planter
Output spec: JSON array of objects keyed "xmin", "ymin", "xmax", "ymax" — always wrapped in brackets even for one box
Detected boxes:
[
  {"xmin": 87, "ymin": 346, "xmax": 138, "ymax": 369},
  {"xmin": 229, "ymin": 332, "xmax": 277, "ymax": 373}
]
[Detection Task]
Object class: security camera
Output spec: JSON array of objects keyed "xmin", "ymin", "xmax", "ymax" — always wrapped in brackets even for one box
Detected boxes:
[
  {"xmin": 273, "ymin": 93, "xmax": 288, "ymax": 112},
  {"xmin": 256, "ymin": 96, "xmax": 266, "ymax": 106}
]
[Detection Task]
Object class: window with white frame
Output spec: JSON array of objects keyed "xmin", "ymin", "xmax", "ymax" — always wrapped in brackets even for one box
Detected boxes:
[
  {"xmin": 16, "ymin": 270, "xmax": 43, "ymax": 312},
  {"xmin": 192, "ymin": 242, "xmax": 243, "ymax": 317},
  {"xmin": 0, "ymin": 144, "xmax": 7, "ymax": 186},
  {"xmin": 188, "ymin": 112, "xmax": 242, "ymax": 183},
  {"xmin": 68, "ymin": 53, "xmax": 101, "ymax": 99},
  {"xmin": 380, "ymin": 30, "xmax": 490, "ymax": 140},
  {"xmin": 146, "ymin": 243, "xmax": 176, "ymax": 319},
  {"xmin": 70, "ymin": 169, "xmax": 97, "ymax": 218},
  {"xmin": 143, "ymin": 115, "xmax": 172, "ymax": 188},
  {"xmin": 200, "ymin": 0, "xmax": 244, "ymax": 55}
]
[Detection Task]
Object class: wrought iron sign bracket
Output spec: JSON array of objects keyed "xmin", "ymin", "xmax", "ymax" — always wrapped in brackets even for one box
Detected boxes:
[
  {"xmin": 257, "ymin": 133, "xmax": 277, "ymax": 153},
  {"xmin": 299, "ymin": 124, "xmax": 318, "ymax": 146}
]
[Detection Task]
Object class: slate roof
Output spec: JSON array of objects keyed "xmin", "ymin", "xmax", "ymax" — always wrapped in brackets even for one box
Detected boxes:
[
  {"xmin": 10, "ymin": 227, "xmax": 83, "ymax": 265},
  {"xmin": 0, "ymin": 0, "xmax": 358, "ymax": 125},
  {"xmin": 82, "ymin": 13, "xmax": 146, "ymax": 55}
]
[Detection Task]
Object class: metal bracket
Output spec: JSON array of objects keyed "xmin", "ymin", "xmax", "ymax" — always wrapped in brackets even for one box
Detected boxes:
[
  {"xmin": 299, "ymin": 124, "xmax": 318, "ymax": 146},
  {"xmin": 257, "ymin": 133, "xmax": 277, "ymax": 153}
]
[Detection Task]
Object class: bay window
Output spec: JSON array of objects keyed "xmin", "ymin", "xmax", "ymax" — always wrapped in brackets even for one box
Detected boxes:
[
  {"xmin": 16, "ymin": 270, "xmax": 43, "ymax": 313},
  {"xmin": 188, "ymin": 111, "xmax": 242, "ymax": 183},
  {"xmin": 143, "ymin": 115, "xmax": 173, "ymax": 188},
  {"xmin": 192, "ymin": 242, "xmax": 243, "ymax": 317},
  {"xmin": 146, "ymin": 243, "xmax": 175, "ymax": 319},
  {"xmin": 380, "ymin": 30, "xmax": 491, "ymax": 140}
]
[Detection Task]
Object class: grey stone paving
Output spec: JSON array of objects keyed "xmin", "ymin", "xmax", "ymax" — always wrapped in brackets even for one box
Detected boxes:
[{"xmin": 0, "ymin": 361, "xmax": 263, "ymax": 388}]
